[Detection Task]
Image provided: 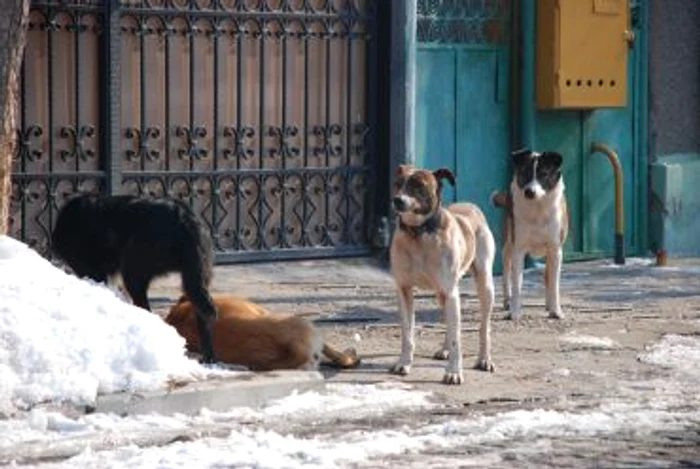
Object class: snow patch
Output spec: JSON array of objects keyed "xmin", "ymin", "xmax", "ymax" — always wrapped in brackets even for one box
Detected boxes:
[
  {"xmin": 655, "ymin": 265, "xmax": 700, "ymax": 275},
  {"xmin": 0, "ymin": 236, "xmax": 229, "ymax": 413},
  {"xmin": 558, "ymin": 332, "xmax": 620, "ymax": 350},
  {"xmin": 545, "ymin": 368, "xmax": 571, "ymax": 379},
  {"xmin": 602, "ymin": 257, "xmax": 655, "ymax": 268}
]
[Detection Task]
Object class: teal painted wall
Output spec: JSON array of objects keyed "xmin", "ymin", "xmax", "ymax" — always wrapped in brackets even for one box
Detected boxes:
[
  {"xmin": 415, "ymin": 49, "xmax": 457, "ymax": 204},
  {"xmin": 650, "ymin": 154, "xmax": 700, "ymax": 256}
]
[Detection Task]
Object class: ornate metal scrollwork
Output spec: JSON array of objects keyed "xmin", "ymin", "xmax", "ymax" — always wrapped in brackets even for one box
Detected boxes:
[
  {"xmin": 15, "ymin": 125, "xmax": 44, "ymax": 163},
  {"xmin": 222, "ymin": 125, "xmax": 255, "ymax": 160},
  {"xmin": 267, "ymin": 125, "xmax": 300, "ymax": 160},
  {"xmin": 312, "ymin": 124, "xmax": 343, "ymax": 158},
  {"xmin": 58, "ymin": 125, "xmax": 96, "ymax": 162},
  {"xmin": 175, "ymin": 125, "xmax": 209, "ymax": 160},
  {"xmin": 417, "ymin": 0, "xmax": 510, "ymax": 45},
  {"xmin": 124, "ymin": 126, "xmax": 162, "ymax": 161}
]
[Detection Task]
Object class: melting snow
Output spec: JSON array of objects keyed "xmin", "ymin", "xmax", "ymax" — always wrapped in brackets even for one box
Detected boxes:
[
  {"xmin": 638, "ymin": 333, "xmax": 700, "ymax": 374},
  {"xmin": 3, "ymin": 333, "xmax": 700, "ymax": 468},
  {"xmin": 19, "ymin": 393, "xmax": 700, "ymax": 469}
]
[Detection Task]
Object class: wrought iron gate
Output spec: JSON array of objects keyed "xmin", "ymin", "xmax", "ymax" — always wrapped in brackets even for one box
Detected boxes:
[{"xmin": 10, "ymin": 0, "xmax": 379, "ymax": 263}]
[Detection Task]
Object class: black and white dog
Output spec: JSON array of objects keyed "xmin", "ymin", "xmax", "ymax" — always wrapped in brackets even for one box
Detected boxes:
[
  {"xmin": 51, "ymin": 193, "xmax": 219, "ymax": 363},
  {"xmin": 492, "ymin": 148, "xmax": 569, "ymax": 320}
]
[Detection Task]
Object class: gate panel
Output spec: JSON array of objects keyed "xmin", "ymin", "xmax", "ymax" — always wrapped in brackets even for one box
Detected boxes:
[
  {"xmin": 11, "ymin": 0, "xmax": 379, "ymax": 262},
  {"xmin": 119, "ymin": 0, "xmax": 377, "ymax": 261},
  {"xmin": 415, "ymin": 0, "xmax": 512, "ymax": 273},
  {"xmin": 10, "ymin": 3, "xmax": 105, "ymax": 254}
]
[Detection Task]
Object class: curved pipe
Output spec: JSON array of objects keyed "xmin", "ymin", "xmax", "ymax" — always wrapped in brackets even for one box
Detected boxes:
[{"xmin": 591, "ymin": 142, "xmax": 625, "ymax": 265}]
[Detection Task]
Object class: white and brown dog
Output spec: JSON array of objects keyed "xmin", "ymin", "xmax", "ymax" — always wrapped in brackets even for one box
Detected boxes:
[
  {"xmin": 492, "ymin": 148, "xmax": 569, "ymax": 320},
  {"xmin": 389, "ymin": 165, "xmax": 496, "ymax": 385}
]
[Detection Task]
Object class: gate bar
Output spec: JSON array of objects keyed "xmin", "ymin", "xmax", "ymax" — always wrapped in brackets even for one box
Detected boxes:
[{"xmin": 103, "ymin": 0, "xmax": 122, "ymax": 195}]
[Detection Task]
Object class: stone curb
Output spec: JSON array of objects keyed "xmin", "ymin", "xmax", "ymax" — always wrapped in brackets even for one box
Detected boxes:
[{"xmin": 94, "ymin": 370, "xmax": 325, "ymax": 416}]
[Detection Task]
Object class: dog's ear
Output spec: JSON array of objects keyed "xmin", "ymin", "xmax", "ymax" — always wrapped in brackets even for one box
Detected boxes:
[
  {"xmin": 510, "ymin": 148, "xmax": 531, "ymax": 168},
  {"xmin": 433, "ymin": 168, "xmax": 456, "ymax": 187},
  {"xmin": 395, "ymin": 164, "xmax": 412, "ymax": 177},
  {"xmin": 540, "ymin": 151, "xmax": 563, "ymax": 170}
]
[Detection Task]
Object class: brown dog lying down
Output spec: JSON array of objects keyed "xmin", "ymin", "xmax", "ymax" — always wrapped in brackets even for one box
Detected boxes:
[{"xmin": 165, "ymin": 295, "xmax": 360, "ymax": 371}]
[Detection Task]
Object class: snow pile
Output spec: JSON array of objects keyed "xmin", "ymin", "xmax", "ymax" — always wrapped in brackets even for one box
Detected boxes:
[
  {"xmin": 638, "ymin": 334, "xmax": 700, "ymax": 377},
  {"xmin": 0, "ymin": 236, "xmax": 207, "ymax": 413}
]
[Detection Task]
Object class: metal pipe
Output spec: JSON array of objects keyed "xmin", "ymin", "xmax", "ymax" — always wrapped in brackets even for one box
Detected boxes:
[{"xmin": 591, "ymin": 142, "xmax": 625, "ymax": 265}]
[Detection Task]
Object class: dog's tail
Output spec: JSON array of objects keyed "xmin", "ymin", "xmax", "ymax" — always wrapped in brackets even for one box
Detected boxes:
[
  {"xmin": 322, "ymin": 344, "xmax": 361, "ymax": 369},
  {"xmin": 490, "ymin": 190, "xmax": 510, "ymax": 209},
  {"xmin": 177, "ymin": 204, "xmax": 219, "ymax": 363}
]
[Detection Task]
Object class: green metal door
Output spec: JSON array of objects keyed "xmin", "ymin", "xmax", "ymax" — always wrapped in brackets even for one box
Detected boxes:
[
  {"xmin": 584, "ymin": 1, "xmax": 647, "ymax": 257},
  {"xmin": 415, "ymin": 0, "xmax": 513, "ymax": 272}
]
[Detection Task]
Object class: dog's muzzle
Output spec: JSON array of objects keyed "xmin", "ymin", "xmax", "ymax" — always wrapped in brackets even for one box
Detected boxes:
[
  {"xmin": 524, "ymin": 187, "xmax": 536, "ymax": 199},
  {"xmin": 393, "ymin": 196, "xmax": 408, "ymax": 212}
]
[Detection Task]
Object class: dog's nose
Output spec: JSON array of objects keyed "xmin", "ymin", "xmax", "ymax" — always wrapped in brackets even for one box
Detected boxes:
[
  {"xmin": 524, "ymin": 187, "xmax": 535, "ymax": 199},
  {"xmin": 393, "ymin": 196, "xmax": 407, "ymax": 212}
]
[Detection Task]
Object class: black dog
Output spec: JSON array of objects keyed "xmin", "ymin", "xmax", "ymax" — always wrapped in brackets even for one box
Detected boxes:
[{"xmin": 51, "ymin": 193, "xmax": 219, "ymax": 363}]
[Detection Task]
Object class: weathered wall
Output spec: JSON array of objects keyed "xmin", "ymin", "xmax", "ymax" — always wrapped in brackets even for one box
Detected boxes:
[
  {"xmin": 648, "ymin": 1, "xmax": 700, "ymax": 256},
  {"xmin": 649, "ymin": 0, "xmax": 700, "ymax": 157}
]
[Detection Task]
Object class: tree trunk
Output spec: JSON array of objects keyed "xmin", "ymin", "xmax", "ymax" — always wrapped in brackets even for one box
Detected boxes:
[{"xmin": 0, "ymin": 0, "xmax": 29, "ymax": 235}]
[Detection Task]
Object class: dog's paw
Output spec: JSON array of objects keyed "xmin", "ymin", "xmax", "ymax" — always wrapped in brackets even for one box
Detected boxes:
[
  {"xmin": 342, "ymin": 348, "xmax": 362, "ymax": 368},
  {"xmin": 474, "ymin": 358, "xmax": 495, "ymax": 373},
  {"xmin": 503, "ymin": 298, "xmax": 511, "ymax": 311},
  {"xmin": 433, "ymin": 349, "xmax": 450, "ymax": 360},
  {"xmin": 442, "ymin": 371, "xmax": 463, "ymax": 385},
  {"xmin": 548, "ymin": 309, "xmax": 564, "ymax": 319},
  {"xmin": 504, "ymin": 312, "xmax": 521, "ymax": 321},
  {"xmin": 389, "ymin": 362, "xmax": 411, "ymax": 376}
]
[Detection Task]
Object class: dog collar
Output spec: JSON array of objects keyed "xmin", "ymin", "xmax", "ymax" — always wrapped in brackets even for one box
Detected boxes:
[{"xmin": 398, "ymin": 209, "xmax": 442, "ymax": 238}]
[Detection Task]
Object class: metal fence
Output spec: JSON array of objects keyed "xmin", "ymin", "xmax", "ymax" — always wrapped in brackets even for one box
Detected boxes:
[
  {"xmin": 11, "ymin": 0, "xmax": 380, "ymax": 262},
  {"xmin": 417, "ymin": 0, "xmax": 511, "ymax": 45}
]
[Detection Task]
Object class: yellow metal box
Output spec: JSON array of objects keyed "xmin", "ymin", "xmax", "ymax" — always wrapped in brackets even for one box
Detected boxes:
[{"xmin": 536, "ymin": 0, "xmax": 632, "ymax": 109}]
